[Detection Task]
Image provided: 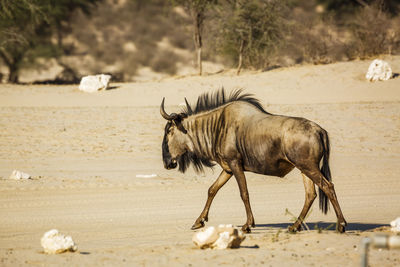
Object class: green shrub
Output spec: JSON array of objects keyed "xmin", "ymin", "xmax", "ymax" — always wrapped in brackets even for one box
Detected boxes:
[{"xmin": 215, "ymin": 0, "xmax": 290, "ymax": 72}]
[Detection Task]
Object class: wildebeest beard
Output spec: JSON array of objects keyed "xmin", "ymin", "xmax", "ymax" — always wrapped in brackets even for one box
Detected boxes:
[{"xmin": 177, "ymin": 151, "xmax": 215, "ymax": 173}]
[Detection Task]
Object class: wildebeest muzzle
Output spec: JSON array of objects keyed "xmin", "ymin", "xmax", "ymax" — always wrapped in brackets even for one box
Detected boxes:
[
  {"xmin": 162, "ymin": 132, "xmax": 177, "ymax": 169},
  {"xmin": 164, "ymin": 157, "xmax": 177, "ymax": 170}
]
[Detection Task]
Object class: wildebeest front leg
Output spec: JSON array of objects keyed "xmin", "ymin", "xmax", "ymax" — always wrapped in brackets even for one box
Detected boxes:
[
  {"xmin": 229, "ymin": 161, "xmax": 255, "ymax": 233},
  {"xmin": 288, "ymin": 173, "xmax": 317, "ymax": 232},
  {"xmin": 191, "ymin": 170, "xmax": 232, "ymax": 230}
]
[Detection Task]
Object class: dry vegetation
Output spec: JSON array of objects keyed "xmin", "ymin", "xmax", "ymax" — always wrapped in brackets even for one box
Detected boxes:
[
  {"xmin": 65, "ymin": 0, "xmax": 400, "ymax": 81},
  {"xmin": 1, "ymin": 0, "xmax": 400, "ymax": 83}
]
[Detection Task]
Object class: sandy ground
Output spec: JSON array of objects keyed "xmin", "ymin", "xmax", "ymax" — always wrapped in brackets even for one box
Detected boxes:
[{"xmin": 0, "ymin": 57, "xmax": 400, "ymax": 266}]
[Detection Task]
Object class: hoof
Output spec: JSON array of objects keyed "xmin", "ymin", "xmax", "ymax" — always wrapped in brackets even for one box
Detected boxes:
[
  {"xmin": 288, "ymin": 224, "xmax": 301, "ymax": 233},
  {"xmin": 241, "ymin": 225, "xmax": 251, "ymax": 233},
  {"xmin": 337, "ymin": 226, "xmax": 345, "ymax": 233},
  {"xmin": 337, "ymin": 223, "xmax": 346, "ymax": 233},
  {"xmin": 191, "ymin": 221, "xmax": 205, "ymax": 230}
]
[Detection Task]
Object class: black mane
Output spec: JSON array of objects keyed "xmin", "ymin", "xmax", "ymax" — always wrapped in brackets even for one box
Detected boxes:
[
  {"xmin": 175, "ymin": 88, "xmax": 268, "ymax": 174},
  {"xmin": 177, "ymin": 151, "xmax": 215, "ymax": 173},
  {"xmin": 182, "ymin": 88, "xmax": 269, "ymax": 116}
]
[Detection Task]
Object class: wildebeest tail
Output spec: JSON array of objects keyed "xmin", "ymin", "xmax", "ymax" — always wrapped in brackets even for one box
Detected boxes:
[{"xmin": 319, "ymin": 130, "xmax": 331, "ymax": 214}]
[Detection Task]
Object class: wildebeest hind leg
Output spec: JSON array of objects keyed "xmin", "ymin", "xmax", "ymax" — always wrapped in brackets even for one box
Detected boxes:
[
  {"xmin": 191, "ymin": 170, "xmax": 232, "ymax": 230},
  {"xmin": 288, "ymin": 173, "xmax": 316, "ymax": 232},
  {"xmin": 302, "ymin": 168, "xmax": 347, "ymax": 233}
]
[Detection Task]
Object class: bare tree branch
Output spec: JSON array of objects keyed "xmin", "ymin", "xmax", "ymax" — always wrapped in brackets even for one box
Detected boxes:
[{"xmin": 353, "ymin": 0, "xmax": 368, "ymax": 7}]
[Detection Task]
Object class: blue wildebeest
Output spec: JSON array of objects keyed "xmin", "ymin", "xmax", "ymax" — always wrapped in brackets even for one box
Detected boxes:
[{"xmin": 160, "ymin": 89, "xmax": 347, "ymax": 233}]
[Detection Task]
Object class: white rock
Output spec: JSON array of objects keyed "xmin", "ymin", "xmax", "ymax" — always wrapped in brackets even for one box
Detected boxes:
[
  {"xmin": 214, "ymin": 224, "xmax": 246, "ymax": 249},
  {"xmin": 192, "ymin": 226, "xmax": 219, "ymax": 249},
  {"xmin": 136, "ymin": 174, "xmax": 157, "ymax": 178},
  {"xmin": 41, "ymin": 229, "xmax": 77, "ymax": 254},
  {"xmin": 390, "ymin": 217, "xmax": 400, "ymax": 232},
  {"xmin": 213, "ymin": 231, "xmax": 231, "ymax": 249},
  {"xmin": 218, "ymin": 224, "xmax": 234, "ymax": 231},
  {"xmin": 192, "ymin": 225, "xmax": 245, "ymax": 249},
  {"xmin": 366, "ymin": 59, "xmax": 392, "ymax": 82},
  {"xmin": 79, "ymin": 74, "xmax": 111, "ymax": 93},
  {"xmin": 9, "ymin": 170, "xmax": 31, "ymax": 180}
]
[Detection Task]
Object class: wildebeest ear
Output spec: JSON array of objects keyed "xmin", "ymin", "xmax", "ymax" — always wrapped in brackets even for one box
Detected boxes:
[{"xmin": 184, "ymin": 98, "xmax": 193, "ymax": 114}]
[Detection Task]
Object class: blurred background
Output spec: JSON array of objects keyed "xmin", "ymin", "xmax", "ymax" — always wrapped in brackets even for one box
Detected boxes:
[{"xmin": 0, "ymin": 0, "xmax": 399, "ymax": 84}]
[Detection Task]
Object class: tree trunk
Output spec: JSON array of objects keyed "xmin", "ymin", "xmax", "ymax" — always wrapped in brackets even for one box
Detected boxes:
[
  {"xmin": 193, "ymin": 10, "xmax": 203, "ymax": 76},
  {"xmin": 8, "ymin": 63, "xmax": 19, "ymax": 83},
  {"xmin": 0, "ymin": 51, "xmax": 22, "ymax": 84},
  {"xmin": 237, "ymin": 38, "xmax": 244, "ymax": 75},
  {"xmin": 197, "ymin": 46, "xmax": 202, "ymax": 76},
  {"xmin": 0, "ymin": 48, "xmax": 23, "ymax": 83}
]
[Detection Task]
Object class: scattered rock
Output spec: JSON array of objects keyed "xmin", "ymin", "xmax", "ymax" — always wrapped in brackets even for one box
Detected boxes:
[
  {"xmin": 192, "ymin": 224, "xmax": 246, "ymax": 249},
  {"xmin": 366, "ymin": 59, "xmax": 392, "ymax": 82},
  {"xmin": 192, "ymin": 226, "xmax": 219, "ymax": 249},
  {"xmin": 8, "ymin": 170, "xmax": 31, "ymax": 180},
  {"xmin": 41, "ymin": 229, "xmax": 77, "ymax": 254},
  {"xmin": 136, "ymin": 174, "xmax": 157, "ymax": 178},
  {"xmin": 390, "ymin": 217, "xmax": 400, "ymax": 232},
  {"xmin": 79, "ymin": 74, "xmax": 111, "ymax": 93}
]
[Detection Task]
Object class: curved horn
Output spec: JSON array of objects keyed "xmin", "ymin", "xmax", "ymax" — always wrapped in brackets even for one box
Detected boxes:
[
  {"xmin": 160, "ymin": 97, "xmax": 173, "ymax": 120},
  {"xmin": 184, "ymin": 97, "xmax": 193, "ymax": 114}
]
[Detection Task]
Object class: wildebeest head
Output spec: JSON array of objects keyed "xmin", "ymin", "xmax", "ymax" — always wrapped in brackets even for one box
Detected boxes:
[{"xmin": 160, "ymin": 98, "xmax": 192, "ymax": 170}]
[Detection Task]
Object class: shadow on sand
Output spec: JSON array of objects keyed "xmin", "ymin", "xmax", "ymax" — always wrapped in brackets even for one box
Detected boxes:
[
  {"xmin": 106, "ymin": 85, "xmax": 121, "ymax": 90},
  {"xmin": 253, "ymin": 222, "xmax": 389, "ymax": 232}
]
